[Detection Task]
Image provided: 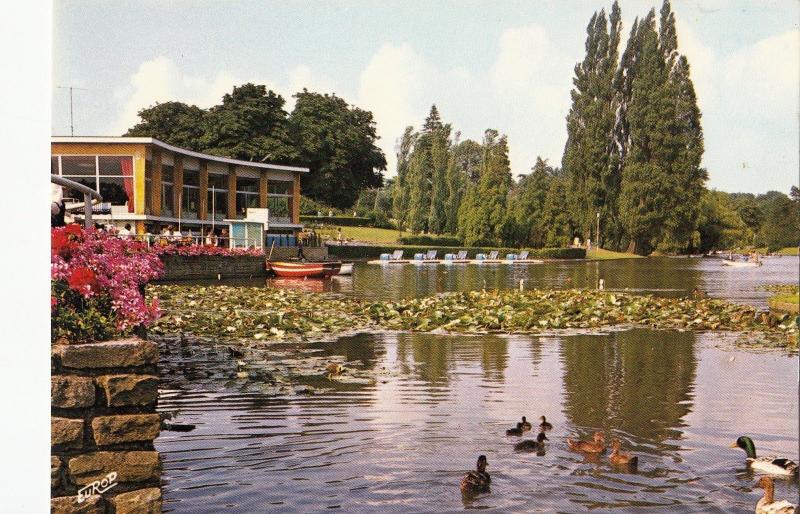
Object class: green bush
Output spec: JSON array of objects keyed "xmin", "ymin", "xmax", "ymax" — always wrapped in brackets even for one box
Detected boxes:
[
  {"xmin": 327, "ymin": 244, "xmax": 586, "ymax": 260},
  {"xmin": 398, "ymin": 234, "xmax": 462, "ymax": 246}
]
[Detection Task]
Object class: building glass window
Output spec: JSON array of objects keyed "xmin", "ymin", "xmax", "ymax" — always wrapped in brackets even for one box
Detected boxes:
[
  {"xmin": 236, "ymin": 176, "xmax": 259, "ymax": 216},
  {"xmin": 207, "ymin": 174, "xmax": 227, "ymax": 220},
  {"xmin": 161, "ymin": 164, "xmax": 174, "ymax": 217},
  {"xmin": 182, "ymin": 168, "xmax": 199, "ymax": 218},
  {"xmin": 267, "ymin": 180, "xmax": 293, "ymax": 222},
  {"xmin": 61, "ymin": 156, "xmax": 97, "ymax": 191},
  {"xmin": 98, "ymin": 156, "xmax": 134, "ymax": 213}
]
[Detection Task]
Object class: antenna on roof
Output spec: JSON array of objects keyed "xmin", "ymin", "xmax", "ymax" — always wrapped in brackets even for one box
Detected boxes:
[{"xmin": 57, "ymin": 85, "xmax": 88, "ymax": 136}]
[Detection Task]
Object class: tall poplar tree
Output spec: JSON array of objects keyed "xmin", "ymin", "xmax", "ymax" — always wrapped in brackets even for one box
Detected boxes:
[
  {"xmin": 563, "ymin": 3, "xmax": 621, "ymax": 247},
  {"xmin": 428, "ymin": 122, "xmax": 452, "ymax": 234},
  {"xmin": 392, "ymin": 126, "xmax": 416, "ymax": 229}
]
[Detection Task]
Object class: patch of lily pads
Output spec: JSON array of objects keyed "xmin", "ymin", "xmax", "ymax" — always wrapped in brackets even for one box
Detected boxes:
[{"xmin": 147, "ymin": 285, "xmax": 798, "ymax": 348}]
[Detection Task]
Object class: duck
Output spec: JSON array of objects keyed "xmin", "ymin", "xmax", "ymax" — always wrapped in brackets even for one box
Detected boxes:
[
  {"xmin": 567, "ymin": 431, "xmax": 606, "ymax": 454},
  {"xmin": 460, "ymin": 455, "xmax": 491, "ymax": 493},
  {"xmin": 754, "ymin": 476, "xmax": 796, "ymax": 514},
  {"xmin": 539, "ymin": 415, "xmax": 553, "ymax": 431},
  {"xmin": 608, "ymin": 439, "xmax": 638, "ymax": 467},
  {"xmin": 514, "ymin": 431, "xmax": 548, "ymax": 452},
  {"xmin": 520, "ymin": 416, "xmax": 532, "ymax": 431},
  {"xmin": 506, "ymin": 422, "xmax": 525, "ymax": 436},
  {"xmin": 326, "ymin": 362, "xmax": 344, "ymax": 377},
  {"xmin": 731, "ymin": 436, "xmax": 798, "ymax": 476}
]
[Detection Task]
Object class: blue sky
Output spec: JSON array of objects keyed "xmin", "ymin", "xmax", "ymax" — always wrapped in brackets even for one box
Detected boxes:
[{"xmin": 52, "ymin": 0, "xmax": 799, "ymax": 194}]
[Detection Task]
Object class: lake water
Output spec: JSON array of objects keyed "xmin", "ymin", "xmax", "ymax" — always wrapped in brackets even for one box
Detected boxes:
[
  {"xmin": 199, "ymin": 255, "xmax": 798, "ymax": 308},
  {"xmin": 156, "ymin": 256, "xmax": 799, "ymax": 512}
]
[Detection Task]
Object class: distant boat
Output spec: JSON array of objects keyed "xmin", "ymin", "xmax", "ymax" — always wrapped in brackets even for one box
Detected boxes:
[
  {"xmin": 268, "ymin": 261, "xmax": 342, "ymax": 278},
  {"xmin": 721, "ymin": 259, "xmax": 762, "ymax": 268}
]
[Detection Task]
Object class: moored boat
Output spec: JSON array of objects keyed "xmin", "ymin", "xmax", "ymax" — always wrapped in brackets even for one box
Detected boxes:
[
  {"xmin": 267, "ymin": 261, "xmax": 342, "ymax": 278},
  {"xmin": 337, "ymin": 263, "xmax": 353, "ymax": 275}
]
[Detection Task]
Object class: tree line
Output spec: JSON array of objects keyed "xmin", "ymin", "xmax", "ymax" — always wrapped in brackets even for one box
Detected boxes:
[
  {"xmin": 125, "ymin": 84, "xmax": 386, "ymax": 209},
  {"xmin": 382, "ymin": 0, "xmax": 797, "ymax": 254}
]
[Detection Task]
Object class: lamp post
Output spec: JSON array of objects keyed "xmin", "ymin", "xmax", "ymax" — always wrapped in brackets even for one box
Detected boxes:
[{"xmin": 596, "ymin": 211, "xmax": 600, "ymax": 249}]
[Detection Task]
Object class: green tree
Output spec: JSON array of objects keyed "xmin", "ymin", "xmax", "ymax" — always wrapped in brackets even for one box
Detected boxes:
[
  {"xmin": 696, "ymin": 190, "xmax": 751, "ymax": 252},
  {"xmin": 542, "ymin": 169, "xmax": 574, "ymax": 247},
  {"xmin": 563, "ymin": 6, "xmax": 620, "ymax": 246},
  {"xmin": 427, "ymin": 122, "xmax": 452, "ymax": 234},
  {"xmin": 201, "ymin": 83, "xmax": 297, "ymax": 163},
  {"xmin": 508, "ymin": 157, "xmax": 553, "ymax": 247},
  {"xmin": 444, "ymin": 137, "xmax": 481, "ymax": 234},
  {"xmin": 458, "ymin": 130, "xmax": 513, "ymax": 246},
  {"xmin": 124, "ymin": 101, "xmax": 206, "ymax": 151},
  {"xmin": 288, "ymin": 90, "xmax": 386, "ymax": 208},
  {"xmin": 758, "ymin": 192, "xmax": 800, "ymax": 251},
  {"xmin": 392, "ymin": 126, "xmax": 416, "ymax": 228}
]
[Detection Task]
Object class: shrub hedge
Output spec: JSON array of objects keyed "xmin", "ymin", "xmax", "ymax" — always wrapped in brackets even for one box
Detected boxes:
[
  {"xmin": 301, "ymin": 215, "xmax": 374, "ymax": 227},
  {"xmin": 327, "ymin": 244, "xmax": 586, "ymax": 260},
  {"xmin": 398, "ymin": 234, "xmax": 462, "ymax": 246}
]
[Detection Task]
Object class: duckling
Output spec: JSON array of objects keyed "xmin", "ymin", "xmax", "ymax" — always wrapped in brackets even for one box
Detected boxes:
[
  {"xmin": 731, "ymin": 436, "xmax": 798, "ymax": 476},
  {"xmin": 754, "ymin": 476, "xmax": 796, "ymax": 514},
  {"xmin": 608, "ymin": 439, "xmax": 638, "ymax": 467},
  {"xmin": 520, "ymin": 416, "xmax": 532, "ymax": 431},
  {"xmin": 506, "ymin": 422, "xmax": 525, "ymax": 436},
  {"xmin": 567, "ymin": 431, "xmax": 605, "ymax": 454},
  {"xmin": 514, "ymin": 431, "xmax": 548, "ymax": 451},
  {"xmin": 326, "ymin": 362, "xmax": 344, "ymax": 378},
  {"xmin": 460, "ymin": 455, "xmax": 490, "ymax": 493},
  {"xmin": 539, "ymin": 415, "xmax": 553, "ymax": 431}
]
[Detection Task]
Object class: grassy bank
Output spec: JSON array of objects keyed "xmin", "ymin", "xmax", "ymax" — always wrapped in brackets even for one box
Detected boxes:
[
  {"xmin": 586, "ymin": 248, "xmax": 643, "ymax": 260},
  {"xmin": 148, "ymin": 286, "xmax": 797, "ymax": 347},
  {"xmin": 776, "ymin": 247, "xmax": 799, "ymax": 256},
  {"xmin": 315, "ymin": 225, "xmax": 402, "ymax": 244}
]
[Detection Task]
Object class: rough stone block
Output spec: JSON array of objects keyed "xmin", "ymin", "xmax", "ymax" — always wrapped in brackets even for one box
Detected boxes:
[
  {"xmin": 50, "ymin": 495, "xmax": 104, "ymax": 514},
  {"xmin": 68, "ymin": 451, "xmax": 161, "ymax": 485},
  {"xmin": 51, "ymin": 456, "xmax": 62, "ymax": 489},
  {"xmin": 52, "ymin": 417, "xmax": 84, "ymax": 449},
  {"xmin": 91, "ymin": 414, "xmax": 161, "ymax": 446},
  {"xmin": 95, "ymin": 374, "xmax": 158, "ymax": 406},
  {"xmin": 55, "ymin": 339, "xmax": 157, "ymax": 369},
  {"xmin": 52, "ymin": 375, "xmax": 95, "ymax": 408},
  {"xmin": 108, "ymin": 487, "xmax": 162, "ymax": 514}
]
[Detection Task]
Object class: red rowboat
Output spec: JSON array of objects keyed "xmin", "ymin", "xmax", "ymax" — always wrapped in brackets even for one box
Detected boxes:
[{"xmin": 267, "ymin": 261, "xmax": 342, "ymax": 278}]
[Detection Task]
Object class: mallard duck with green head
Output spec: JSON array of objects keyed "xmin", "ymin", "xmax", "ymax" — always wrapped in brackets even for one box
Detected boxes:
[
  {"xmin": 460, "ymin": 455, "xmax": 490, "ymax": 493},
  {"xmin": 731, "ymin": 436, "xmax": 798, "ymax": 476}
]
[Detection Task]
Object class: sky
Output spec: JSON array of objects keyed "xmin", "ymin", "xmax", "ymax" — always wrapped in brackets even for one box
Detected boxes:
[{"xmin": 52, "ymin": 0, "xmax": 799, "ymax": 195}]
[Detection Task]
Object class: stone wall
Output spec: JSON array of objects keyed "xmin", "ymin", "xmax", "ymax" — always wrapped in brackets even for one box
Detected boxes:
[
  {"xmin": 51, "ymin": 337, "xmax": 162, "ymax": 513},
  {"xmin": 158, "ymin": 254, "xmax": 266, "ymax": 281},
  {"xmin": 158, "ymin": 249, "xmax": 329, "ymax": 281}
]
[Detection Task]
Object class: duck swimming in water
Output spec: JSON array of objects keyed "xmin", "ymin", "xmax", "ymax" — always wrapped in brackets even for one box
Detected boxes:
[
  {"xmin": 567, "ymin": 431, "xmax": 606, "ymax": 454},
  {"xmin": 754, "ymin": 476, "xmax": 796, "ymax": 514},
  {"xmin": 731, "ymin": 436, "xmax": 798, "ymax": 476},
  {"xmin": 539, "ymin": 416, "xmax": 553, "ymax": 431},
  {"xmin": 608, "ymin": 439, "xmax": 638, "ymax": 467},
  {"xmin": 506, "ymin": 422, "xmax": 525, "ymax": 436},
  {"xmin": 520, "ymin": 416, "xmax": 532, "ymax": 431},
  {"xmin": 460, "ymin": 455, "xmax": 490, "ymax": 493},
  {"xmin": 514, "ymin": 431, "xmax": 548, "ymax": 452}
]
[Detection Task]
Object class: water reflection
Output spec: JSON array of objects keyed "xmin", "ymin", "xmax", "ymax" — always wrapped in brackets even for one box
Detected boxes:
[
  {"xmin": 560, "ymin": 329, "xmax": 696, "ymax": 442},
  {"xmin": 156, "ymin": 330, "xmax": 798, "ymax": 512}
]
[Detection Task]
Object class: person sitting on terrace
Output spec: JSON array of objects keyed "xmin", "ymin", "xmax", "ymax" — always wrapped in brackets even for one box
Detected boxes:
[
  {"xmin": 118, "ymin": 223, "xmax": 132, "ymax": 237},
  {"xmin": 204, "ymin": 228, "xmax": 217, "ymax": 246}
]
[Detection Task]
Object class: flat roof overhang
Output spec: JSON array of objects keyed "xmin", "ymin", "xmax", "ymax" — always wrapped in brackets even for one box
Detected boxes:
[{"xmin": 51, "ymin": 136, "xmax": 310, "ymax": 174}]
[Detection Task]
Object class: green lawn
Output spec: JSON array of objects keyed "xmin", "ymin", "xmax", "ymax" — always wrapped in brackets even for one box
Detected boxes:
[
  {"xmin": 315, "ymin": 225, "xmax": 403, "ymax": 244},
  {"xmin": 586, "ymin": 248, "xmax": 643, "ymax": 260},
  {"xmin": 776, "ymin": 247, "xmax": 799, "ymax": 256}
]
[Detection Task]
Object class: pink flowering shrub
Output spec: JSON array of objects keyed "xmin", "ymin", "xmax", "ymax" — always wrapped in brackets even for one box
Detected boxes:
[
  {"xmin": 51, "ymin": 225, "xmax": 164, "ymax": 342},
  {"xmin": 152, "ymin": 244, "xmax": 264, "ymax": 257}
]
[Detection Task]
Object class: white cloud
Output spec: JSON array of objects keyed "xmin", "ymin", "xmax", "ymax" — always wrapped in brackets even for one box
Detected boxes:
[
  {"xmin": 675, "ymin": 17, "xmax": 715, "ymax": 110},
  {"xmin": 110, "ymin": 57, "xmax": 336, "ymax": 134}
]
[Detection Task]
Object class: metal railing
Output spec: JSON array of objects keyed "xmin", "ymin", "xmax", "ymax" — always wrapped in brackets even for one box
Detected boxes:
[{"xmin": 51, "ymin": 175, "xmax": 103, "ymax": 229}]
